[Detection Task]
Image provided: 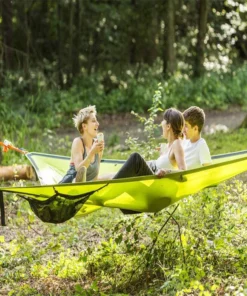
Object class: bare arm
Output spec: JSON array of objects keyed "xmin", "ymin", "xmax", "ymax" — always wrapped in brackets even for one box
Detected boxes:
[
  {"xmin": 98, "ymin": 141, "xmax": 104, "ymax": 161},
  {"xmin": 71, "ymin": 138, "xmax": 104, "ymax": 171},
  {"xmin": 156, "ymin": 140, "xmax": 186, "ymax": 177},
  {"xmin": 97, "ymin": 172, "xmax": 115, "ymax": 180},
  {"xmin": 173, "ymin": 140, "xmax": 187, "ymax": 170}
]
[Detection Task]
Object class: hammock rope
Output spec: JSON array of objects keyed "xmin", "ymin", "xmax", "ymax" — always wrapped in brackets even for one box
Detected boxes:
[
  {"xmin": 0, "ymin": 191, "xmax": 5, "ymax": 226},
  {"xmin": 0, "ymin": 139, "xmax": 27, "ymax": 154}
]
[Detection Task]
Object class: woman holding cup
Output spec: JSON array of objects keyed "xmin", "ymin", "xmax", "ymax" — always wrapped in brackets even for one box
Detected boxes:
[{"xmin": 59, "ymin": 105, "xmax": 104, "ymax": 183}]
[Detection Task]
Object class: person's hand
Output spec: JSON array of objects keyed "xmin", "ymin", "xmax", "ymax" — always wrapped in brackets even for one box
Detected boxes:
[
  {"xmin": 156, "ymin": 143, "xmax": 166, "ymax": 155},
  {"xmin": 156, "ymin": 168, "xmax": 172, "ymax": 178},
  {"xmin": 97, "ymin": 140, "xmax": 104, "ymax": 153},
  {"xmin": 91, "ymin": 140, "xmax": 104, "ymax": 154}
]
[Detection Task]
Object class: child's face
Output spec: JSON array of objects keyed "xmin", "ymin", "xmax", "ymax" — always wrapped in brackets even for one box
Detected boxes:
[{"xmin": 183, "ymin": 121, "xmax": 198, "ymax": 140}]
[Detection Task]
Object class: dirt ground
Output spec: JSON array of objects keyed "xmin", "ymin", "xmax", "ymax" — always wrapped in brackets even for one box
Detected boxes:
[
  {"xmin": 58, "ymin": 107, "xmax": 246, "ymax": 145},
  {"xmin": 203, "ymin": 107, "xmax": 246, "ymax": 130},
  {"xmin": 98, "ymin": 107, "xmax": 247, "ymax": 144}
]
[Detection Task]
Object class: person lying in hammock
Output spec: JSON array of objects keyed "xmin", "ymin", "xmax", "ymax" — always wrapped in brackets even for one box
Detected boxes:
[
  {"xmin": 59, "ymin": 105, "xmax": 104, "ymax": 183},
  {"xmin": 110, "ymin": 106, "xmax": 211, "ymax": 180},
  {"xmin": 110, "ymin": 106, "xmax": 211, "ymax": 215},
  {"xmin": 111, "ymin": 108, "xmax": 187, "ymax": 180}
]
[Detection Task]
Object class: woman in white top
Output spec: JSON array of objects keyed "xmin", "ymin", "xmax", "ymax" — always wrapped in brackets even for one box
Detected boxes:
[{"xmin": 113, "ymin": 108, "xmax": 186, "ymax": 179}]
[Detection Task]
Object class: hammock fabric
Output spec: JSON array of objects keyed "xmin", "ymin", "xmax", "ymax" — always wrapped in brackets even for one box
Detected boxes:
[{"xmin": 1, "ymin": 150, "xmax": 247, "ymax": 225}]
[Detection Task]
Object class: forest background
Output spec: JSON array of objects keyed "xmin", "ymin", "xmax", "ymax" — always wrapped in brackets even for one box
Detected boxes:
[{"xmin": 1, "ymin": 0, "xmax": 247, "ymax": 295}]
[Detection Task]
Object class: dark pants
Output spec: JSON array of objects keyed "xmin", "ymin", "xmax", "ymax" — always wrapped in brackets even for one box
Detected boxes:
[
  {"xmin": 59, "ymin": 165, "xmax": 77, "ymax": 183},
  {"xmin": 113, "ymin": 152, "xmax": 154, "ymax": 179},
  {"xmin": 113, "ymin": 152, "xmax": 154, "ymax": 215}
]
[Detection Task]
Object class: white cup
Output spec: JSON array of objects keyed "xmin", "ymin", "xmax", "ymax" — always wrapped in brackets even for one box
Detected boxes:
[{"xmin": 97, "ymin": 133, "xmax": 104, "ymax": 142}]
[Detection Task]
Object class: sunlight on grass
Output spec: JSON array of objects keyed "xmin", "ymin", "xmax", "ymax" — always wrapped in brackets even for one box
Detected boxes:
[{"xmin": 1, "ymin": 112, "xmax": 247, "ymax": 295}]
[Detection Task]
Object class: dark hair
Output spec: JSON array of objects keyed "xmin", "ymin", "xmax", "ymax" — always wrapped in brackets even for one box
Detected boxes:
[
  {"xmin": 183, "ymin": 106, "xmax": 205, "ymax": 132},
  {"xmin": 163, "ymin": 108, "xmax": 184, "ymax": 138}
]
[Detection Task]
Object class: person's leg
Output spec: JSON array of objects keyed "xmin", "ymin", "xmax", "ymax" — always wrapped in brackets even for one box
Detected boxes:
[
  {"xmin": 113, "ymin": 152, "xmax": 153, "ymax": 179},
  {"xmin": 59, "ymin": 165, "xmax": 77, "ymax": 183},
  {"xmin": 113, "ymin": 152, "xmax": 153, "ymax": 215},
  {"xmin": 75, "ymin": 166, "xmax": 87, "ymax": 183}
]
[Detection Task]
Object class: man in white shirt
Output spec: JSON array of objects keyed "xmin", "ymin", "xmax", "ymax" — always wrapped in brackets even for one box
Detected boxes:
[{"xmin": 183, "ymin": 106, "xmax": 212, "ymax": 169}]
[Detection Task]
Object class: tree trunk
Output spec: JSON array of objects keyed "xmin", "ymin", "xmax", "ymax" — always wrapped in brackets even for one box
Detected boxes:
[
  {"xmin": 40, "ymin": 0, "xmax": 49, "ymax": 58},
  {"xmin": 0, "ymin": 165, "xmax": 36, "ymax": 181},
  {"xmin": 71, "ymin": 0, "xmax": 81, "ymax": 79},
  {"xmin": 0, "ymin": 0, "xmax": 13, "ymax": 72},
  {"xmin": 163, "ymin": 0, "xmax": 176, "ymax": 77},
  {"xmin": 23, "ymin": 1, "xmax": 31, "ymax": 79},
  {"xmin": 57, "ymin": 1, "xmax": 64, "ymax": 88},
  {"xmin": 145, "ymin": 9, "xmax": 158, "ymax": 66},
  {"xmin": 87, "ymin": 31, "xmax": 100, "ymax": 74},
  {"xmin": 129, "ymin": 0, "xmax": 137, "ymax": 65},
  {"xmin": 194, "ymin": 0, "xmax": 209, "ymax": 77},
  {"xmin": 16, "ymin": 1, "xmax": 28, "ymax": 77},
  {"xmin": 67, "ymin": 0, "xmax": 75, "ymax": 86}
]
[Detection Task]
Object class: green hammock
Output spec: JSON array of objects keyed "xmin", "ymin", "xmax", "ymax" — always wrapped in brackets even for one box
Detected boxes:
[{"xmin": 1, "ymin": 150, "xmax": 247, "ymax": 225}]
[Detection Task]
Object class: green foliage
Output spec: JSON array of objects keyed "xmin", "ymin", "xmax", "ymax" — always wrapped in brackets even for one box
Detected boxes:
[
  {"xmin": 2, "ymin": 178, "xmax": 247, "ymax": 295},
  {"xmin": 125, "ymin": 83, "xmax": 164, "ymax": 159},
  {"xmin": 1, "ymin": 1, "xmax": 247, "ymax": 293},
  {"xmin": 163, "ymin": 64, "xmax": 247, "ymax": 110},
  {"xmin": 2, "ymin": 72, "xmax": 247, "ymax": 295},
  {"xmin": 2, "ymin": 0, "xmax": 247, "ymax": 85},
  {"xmin": 205, "ymin": 128, "xmax": 247, "ymax": 155},
  {"xmin": 1, "ymin": 63, "xmax": 247, "ymax": 139}
]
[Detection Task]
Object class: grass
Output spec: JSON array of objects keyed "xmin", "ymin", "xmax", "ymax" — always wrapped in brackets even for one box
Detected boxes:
[
  {"xmin": 205, "ymin": 128, "xmax": 247, "ymax": 155},
  {"xmin": 1, "ymin": 126, "xmax": 247, "ymax": 295}
]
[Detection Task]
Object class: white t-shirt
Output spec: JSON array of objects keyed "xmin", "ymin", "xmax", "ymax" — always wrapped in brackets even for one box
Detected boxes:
[{"xmin": 182, "ymin": 138, "xmax": 211, "ymax": 170}]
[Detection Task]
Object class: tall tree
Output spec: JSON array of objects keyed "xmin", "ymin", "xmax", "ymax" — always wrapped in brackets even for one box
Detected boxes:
[
  {"xmin": 194, "ymin": 0, "xmax": 209, "ymax": 77},
  {"xmin": 68, "ymin": 0, "xmax": 75, "ymax": 86},
  {"xmin": 72, "ymin": 0, "xmax": 81, "ymax": 79},
  {"xmin": 163, "ymin": 0, "xmax": 176, "ymax": 76},
  {"xmin": 57, "ymin": 0, "xmax": 64, "ymax": 88},
  {"xmin": 129, "ymin": 0, "xmax": 137, "ymax": 65},
  {"xmin": 0, "ymin": 0, "xmax": 13, "ymax": 72}
]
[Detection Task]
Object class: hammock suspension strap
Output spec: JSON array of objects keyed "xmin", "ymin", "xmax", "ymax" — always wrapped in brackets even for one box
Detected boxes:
[
  {"xmin": 0, "ymin": 140, "xmax": 27, "ymax": 154},
  {"xmin": 0, "ymin": 191, "xmax": 6, "ymax": 226}
]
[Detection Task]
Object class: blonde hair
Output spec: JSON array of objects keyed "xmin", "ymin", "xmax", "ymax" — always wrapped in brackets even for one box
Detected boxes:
[{"xmin": 73, "ymin": 105, "xmax": 97, "ymax": 133}]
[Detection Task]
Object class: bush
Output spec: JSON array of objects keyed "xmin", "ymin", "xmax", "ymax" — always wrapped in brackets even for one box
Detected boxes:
[{"xmin": 1, "ymin": 63, "xmax": 247, "ymax": 137}]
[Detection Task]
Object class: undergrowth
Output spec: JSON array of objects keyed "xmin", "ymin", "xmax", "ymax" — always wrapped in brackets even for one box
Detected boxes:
[
  {"xmin": 1, "ymin": 63, "xmax": 247, "ymax": 134},
  {"xmin": 1, "ymin": 179, "xmax": 247, "ymax": 295},
  {"xmin": 1, "ymin": 86, "xmax": 247, "ymax": 295}
]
